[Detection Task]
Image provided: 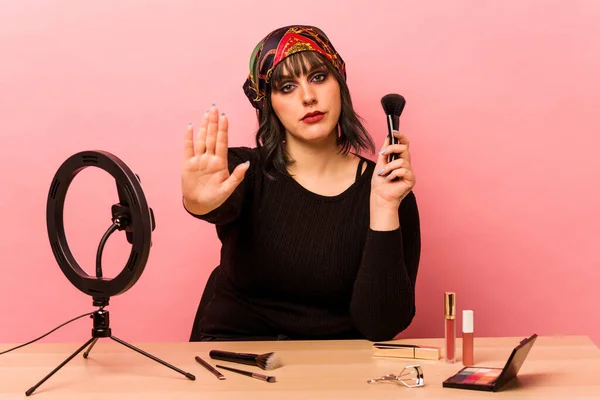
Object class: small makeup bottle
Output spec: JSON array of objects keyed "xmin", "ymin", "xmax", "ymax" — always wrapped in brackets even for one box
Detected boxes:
[
  {"xmin": 444, "ymin": 292, "xmax": 456, "ymax": 363},
  {"xmin": 462, "ymin": 310, "xmax": 474, "ymax": 366}
]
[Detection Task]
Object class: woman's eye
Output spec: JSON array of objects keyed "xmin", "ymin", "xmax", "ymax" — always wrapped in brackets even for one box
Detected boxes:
[
  {"xmin": 279, "ymin": 83, "xmax": 294, "ymax": 93},
  {"xmin": 312, "ymin": 72, "xmax": 327, "ymax": 82}
]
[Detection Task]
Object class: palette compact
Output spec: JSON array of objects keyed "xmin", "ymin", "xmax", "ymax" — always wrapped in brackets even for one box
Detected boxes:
[{"xmin": 442, "ymin": 334, "xmax": 537, "ymax": 392}]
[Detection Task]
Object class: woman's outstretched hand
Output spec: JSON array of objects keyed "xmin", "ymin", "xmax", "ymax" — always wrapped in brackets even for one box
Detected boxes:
[{"xmin": 181, "ymin": 106, "xmax": 250, "ymax": 215}]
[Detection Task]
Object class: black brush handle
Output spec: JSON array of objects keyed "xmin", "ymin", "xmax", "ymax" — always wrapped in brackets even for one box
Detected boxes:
[
  {"xmin": 209, "ymin": 350, "xmax": 258, "ymax": 367},
  {"xmin": 216, "ymin": 365, "xmax": 254, "ymax": 378},
  {"xmin": 386, "ymin": 114, "xmax": 400, "ymax": 162}
]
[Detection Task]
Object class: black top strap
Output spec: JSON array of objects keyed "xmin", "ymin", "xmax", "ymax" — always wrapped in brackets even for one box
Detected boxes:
[{"xmin": 355, "ymin": 158, "xmax": 366, "ymax": 182}]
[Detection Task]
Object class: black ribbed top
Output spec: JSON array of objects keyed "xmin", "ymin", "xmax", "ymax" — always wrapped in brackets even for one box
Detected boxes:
[{"xmin": 187, "ymin": 147, "xmax": 421, "ymax": 342}]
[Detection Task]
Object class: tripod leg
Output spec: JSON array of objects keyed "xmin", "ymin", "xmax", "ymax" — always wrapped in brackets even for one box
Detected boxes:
[
  {"xmin": 110, "ymin": 336, "xmax": 195, "ymax": 380},
  {"xmin": 26, "ymin": 337, "xmax": 96, "ymax": 396},
  {"xmin": 83, "ymin": 338, "xmax": 99, "ymax": 358}
]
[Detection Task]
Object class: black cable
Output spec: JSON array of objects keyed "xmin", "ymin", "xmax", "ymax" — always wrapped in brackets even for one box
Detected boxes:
[
  {"xmin": 96, "ymin": 222, "xmax": 119, "ymax": 278},
  {"xmin": 0, "ymin": 311, "xmax": 94, "ymax": 355}
]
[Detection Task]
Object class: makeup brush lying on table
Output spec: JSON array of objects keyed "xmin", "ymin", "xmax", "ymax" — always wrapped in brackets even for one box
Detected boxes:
[
  {"xmin": 209, "ymin": 350, "xmax": 282, "ymax": 370},
  {"xmin": 216, "ymin": 365, "xmax": 277, "ymax": 383}
]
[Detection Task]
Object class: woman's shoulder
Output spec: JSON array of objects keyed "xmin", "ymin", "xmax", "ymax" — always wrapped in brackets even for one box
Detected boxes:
[{"xmin": 228, "ymin": 146, "xmax": 258, "ymax": 159}]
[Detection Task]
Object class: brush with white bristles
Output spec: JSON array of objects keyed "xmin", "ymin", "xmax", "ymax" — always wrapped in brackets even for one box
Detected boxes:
[{"xmin": 209, "ymin": 350, "xmax": 282, "ymax": 370}]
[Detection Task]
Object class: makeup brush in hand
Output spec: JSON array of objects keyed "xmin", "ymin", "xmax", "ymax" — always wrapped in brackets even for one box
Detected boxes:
[
  {"xmin": 380, "ymin": 93, "xmax": 406, "ymax": 163},
  {"xmin": 209, "ymin": 350, "xmax": 282, "ymax": 370}
]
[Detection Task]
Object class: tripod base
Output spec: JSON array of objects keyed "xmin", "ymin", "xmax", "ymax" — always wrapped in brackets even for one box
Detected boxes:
[{"xmin": 26, "ymin": 308, "xmax": 195, "ymax": 396}]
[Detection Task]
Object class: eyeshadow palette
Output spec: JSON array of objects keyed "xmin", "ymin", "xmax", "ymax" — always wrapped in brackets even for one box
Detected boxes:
[
  {"xmin": 442, "ymin": 334, "xmax": 537, "ymax": 392},
  {"xmin": 443, "ymin": 367, "xmax": 503, "ymax": 391}
]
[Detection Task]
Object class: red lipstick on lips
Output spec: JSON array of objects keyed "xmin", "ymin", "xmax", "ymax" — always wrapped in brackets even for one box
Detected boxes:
[{"xmin": 301, "ymin": 111, "xmax": 325, "ymax": 123}]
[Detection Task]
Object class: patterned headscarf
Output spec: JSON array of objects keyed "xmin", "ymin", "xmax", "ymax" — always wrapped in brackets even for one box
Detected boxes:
[{"xmin": 242, "ymin": 25, "xmax": 346, "ymax": 110}]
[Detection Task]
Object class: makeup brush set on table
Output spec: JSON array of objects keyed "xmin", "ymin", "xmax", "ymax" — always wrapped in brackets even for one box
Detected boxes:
[
  {"xmin": 195, "ymin": 350, "xmax": 282, "ymax": 383},
  {"xmin": 193, "ymin": 333, "xmax": 538, "ymax": 393}
]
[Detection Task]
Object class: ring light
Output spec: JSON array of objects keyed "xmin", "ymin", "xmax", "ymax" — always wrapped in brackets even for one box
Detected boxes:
[
  {"xmin": 46, "ymin": 150, "xmax": 154, "ymax": 300},
  {"xmin": 25, "ymin": 150, "xmax": 194, "ymax": 397}
]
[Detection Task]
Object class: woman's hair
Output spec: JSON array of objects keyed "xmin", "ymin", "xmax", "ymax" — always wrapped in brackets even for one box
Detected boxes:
[{"xmin": 255, "ymin": 51, "xmax": 375, "ymax": 177}]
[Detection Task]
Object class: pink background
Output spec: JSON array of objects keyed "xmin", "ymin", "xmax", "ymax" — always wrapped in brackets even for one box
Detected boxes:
[{"xmin": 1, "ymin": 1, "xmax": 599, "ymax": 346}]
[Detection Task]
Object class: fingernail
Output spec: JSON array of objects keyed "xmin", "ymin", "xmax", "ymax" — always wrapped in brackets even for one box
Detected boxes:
[
  {"xmin": 392, "ymin": 130, "xmax": 399, "ymax": 134},
  {"xmin": 378, "ymin": 148, "xmax": 386, "ymax": 155},
  {"xmin": 212, "ymin": 103, "xmax": 217, "ymax": 107},
  {"xmin": 386, "ymin": 174, "xmax": 393, "ymax": 180},
  {"xmin": 244, "ymin": 161, "xmax": 250, "ymax": 166},
  {"xmin": 377, "ymin": 168, "xmax": 385, "ymax": 175},
  {"xmin": 221, "ymin": 112, "xmax": 226, "ymax": 116}
]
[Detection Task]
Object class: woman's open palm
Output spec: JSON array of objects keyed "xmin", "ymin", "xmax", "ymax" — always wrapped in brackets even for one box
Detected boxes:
[{"xmin": 181, "ymin": 106, "xmax": 249, "ymax": 215}]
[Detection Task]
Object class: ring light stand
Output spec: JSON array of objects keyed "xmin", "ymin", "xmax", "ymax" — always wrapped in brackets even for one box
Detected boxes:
[{"xmin": 27, "ymin": 151, "xmax": 195, "ymax": 396}]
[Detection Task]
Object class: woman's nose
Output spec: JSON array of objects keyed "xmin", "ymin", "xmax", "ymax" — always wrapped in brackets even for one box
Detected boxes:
[{"xmin": 299, "ymin": 81, "xmax": 317, "ymax": 106}]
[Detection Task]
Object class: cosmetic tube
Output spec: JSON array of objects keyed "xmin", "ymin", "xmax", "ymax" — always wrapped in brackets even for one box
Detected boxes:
[
  {"xmin": 444, "ymin": 292, "xmax": 456, "ymax": 363},
  {"xmin": 462, "ymin": 310, "xmax": 474, "ymax": 366},
  {"xmin": 372, "ymin": 343, "xmax": 440, "ymax": 360}
]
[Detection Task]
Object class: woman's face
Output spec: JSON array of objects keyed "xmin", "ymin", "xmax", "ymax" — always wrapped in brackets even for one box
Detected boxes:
[{"xmin": 270, "ymin": 57, "xmax": 342, "ymax": 147}]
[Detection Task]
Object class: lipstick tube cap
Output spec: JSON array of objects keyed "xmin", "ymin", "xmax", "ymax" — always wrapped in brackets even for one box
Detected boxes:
[
  {"xmin": 444, "ymin": 292, "xmax": 456, "ymax": 319},
  {"xmin": 463, "ymin": 310, "xmax": 474, "ymax": 333}
]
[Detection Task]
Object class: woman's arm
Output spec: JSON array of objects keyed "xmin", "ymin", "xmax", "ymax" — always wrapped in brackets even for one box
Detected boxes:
[
  {"xmin": 350, "ymin": 131, "xmax": 420, "ymax": 341},
  {"xmin": 350, "ymin": 191, "xmax": 421, "ymax": 341}
]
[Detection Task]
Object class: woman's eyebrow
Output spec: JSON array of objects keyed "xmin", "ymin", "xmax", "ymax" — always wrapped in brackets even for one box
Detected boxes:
[{"xmin": 275, "ymin": 66, "xmax": 327, "ymax": 84}]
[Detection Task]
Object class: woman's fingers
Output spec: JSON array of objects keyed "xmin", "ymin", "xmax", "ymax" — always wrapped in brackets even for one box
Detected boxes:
[
  {"xmin": 376, "ymin": 158, "xmax": 409, "ymax": 177},
  {"xmin": 392, "ymin": 130, "xmax": 410, "ymax": 146},
  {"xmin": 184, "ymin": 123, "xmax": 194, "ymax": 159},
  {"xmin": 385, "ymin": 167, "xmax": 415, "ymax": 184},
  {"xmin": 375, "ymin": 136, "xmax": 390, "ymax": 171},
  {"xmin": 205, "ymin": 106, "xmax": 219, "ymax": 155},
  {"xmin": 381, "ymin": 143, "xmax": 411, "ymax": 163},
  {"xmin": 195, "ymin": 110, "xmax": 209, "ymax": 155},
  {"xmin": 221, "ymin": 161, "xmax": 250, "ymax": 196},
  {"xmin": 215, "ymin": 112, "xmax": 229, "ymax": 160}
]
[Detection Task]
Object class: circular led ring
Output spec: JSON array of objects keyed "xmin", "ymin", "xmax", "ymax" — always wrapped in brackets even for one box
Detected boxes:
[{"xmin": 46, "ymin": 150, "xmax": 152, "ymax": 298}]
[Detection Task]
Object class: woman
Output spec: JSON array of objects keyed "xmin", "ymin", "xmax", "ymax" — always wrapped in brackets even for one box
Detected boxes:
[{"xmin": 182, "ymin": 25, "xmax": 420, "ymax": 342}]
